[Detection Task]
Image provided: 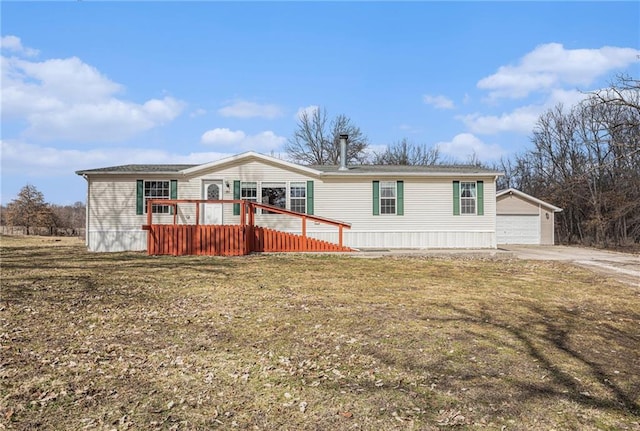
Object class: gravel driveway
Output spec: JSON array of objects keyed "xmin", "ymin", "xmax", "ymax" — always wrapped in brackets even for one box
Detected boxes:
[{"xmin": 501, "ymin": 245, "xmax": 640, "ymax": 287}]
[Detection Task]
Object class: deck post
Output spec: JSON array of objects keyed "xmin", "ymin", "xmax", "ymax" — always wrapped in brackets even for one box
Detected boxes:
[
  {"xmin": 195, "ymin": 202, "xmax": 200, "ymax": 226},
  {"xmin": 172, "ymin": 203, "xmax": 177, "ymax": 225},
  {"xmin": 339, "ymin": 226, "xmax": 343, "ymax": 247},
  {"xmin": 301, "ymin": 217, "xmax": 307, "ymax": 250}
]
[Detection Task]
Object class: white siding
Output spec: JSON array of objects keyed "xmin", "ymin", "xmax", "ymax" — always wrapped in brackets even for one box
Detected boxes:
[
  {"xmin": 86, "ymin": 175, "xmax": 181, "ymax": 252},
  {"xmin": 309, "ymin": 177, "xmax": 496, "ymax": 249},
  {"xmin": 85, "ymin": 159, "xmax": 498, "ymax": 251}
]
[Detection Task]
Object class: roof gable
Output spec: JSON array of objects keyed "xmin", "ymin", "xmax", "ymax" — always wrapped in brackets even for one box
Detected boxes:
[
  {"xmin": 497, "ymin": 188, "xmax": 562, "ymax": 212},
  {"xmin": 180, "ymin": 151, "xmax": 323, "ymax": 177}
]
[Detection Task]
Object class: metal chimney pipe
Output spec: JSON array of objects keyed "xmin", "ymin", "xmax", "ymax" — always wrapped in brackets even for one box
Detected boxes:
[{"xmin": 339, "ymin": 134, "xmax": 348, "ymax": 171}]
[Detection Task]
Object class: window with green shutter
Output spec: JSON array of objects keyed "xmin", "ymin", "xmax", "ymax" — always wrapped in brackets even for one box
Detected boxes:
[
  {"xmin": 454, "ymin": 180, "xmax": 483, "ymax": 215},
  {"xmin": 373, "ymin": 180, "xmax": 403, "ymax": 215},
  {"xmin": 137, "ymin": 180, "xmax": 173, "ymax": 214}
]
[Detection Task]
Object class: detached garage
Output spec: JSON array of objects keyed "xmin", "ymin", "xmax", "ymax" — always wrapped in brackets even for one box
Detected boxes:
[{"xmin": 496, "ymin": 188, "xmax": 562, "ymax": 245}]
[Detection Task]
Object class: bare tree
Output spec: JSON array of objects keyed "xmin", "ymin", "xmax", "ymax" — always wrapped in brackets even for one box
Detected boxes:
[
  {"xmin": 286, "ymin": 107, "xmax": 369, "ymax": 165},
  {"xmin": 372, "ymin": 138, "xmax": 440, "ymax": 165},
  {"xmin": 510, "ymin": 74, "xmax": 640, "ymax": 247}
]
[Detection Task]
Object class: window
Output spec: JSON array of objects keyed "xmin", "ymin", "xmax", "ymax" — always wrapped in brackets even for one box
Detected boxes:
[
  {"xmin": 233, "ymin": 180, "xmax": 314, "ymax": 216},
  {"xmin": 261, "ymin": 182, "xmax": 286, "ymax": 214},
  {"xmin": 240, "ymin": 182, "xmax": 257, "ymax": 203},
  {"xmin": 460, "ymin": 181, "xmax": 476, "ymax": 215},
  {"xmin": 373, "ymin": 180, "xmax": 403, "ymax": 216},
  {"xmin": 290, "ymin": 182, "xmax": 306, "ymax": 213},
  {"xmin": 144, "ymin": 180, "xmax": 170, "ymax": 213},
  {"xmin": 380, "ymin": 181, "xmax": 397, "ymax": 214}
]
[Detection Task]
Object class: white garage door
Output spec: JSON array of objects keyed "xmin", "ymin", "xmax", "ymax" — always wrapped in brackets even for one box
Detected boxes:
[{"xmin": 497, "ymin": 215, "xmax": 540, "ymax": 244}]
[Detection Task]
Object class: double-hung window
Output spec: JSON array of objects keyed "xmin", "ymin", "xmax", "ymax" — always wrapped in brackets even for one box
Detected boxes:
[
  {"xmin": 290, "ymin": 182, "xmax": 306, "ymax": 213},
  {"xmin": 453, "ymin": 180, "xmax": 483, "ymax": 216},
  {"xmin": 144, "ymin": 180, "xmax": 170, "ymax": 213},
  {"xmin": 240, "ymin": 182, "xmax": 258, "ymax": 204},
  {"xmin": 460, "ymin": 181, "xmax": 477, "ymax": 215},
  {"xmin": 373, "ymin": 180, "xmax": 404, "ymax": 216},
  {"xmin": 380, "ymin": 181, "xmax": 397, "ymax": 214}
]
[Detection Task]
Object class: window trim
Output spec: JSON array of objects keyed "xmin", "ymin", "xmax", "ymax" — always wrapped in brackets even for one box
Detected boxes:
[
  {"xmin": 136, "ymin": 179, "xmax": 178, "ymax": 215},
  {"xmin": 454, "ymin": 180, "xmax": 484, "ymax": 216},
  {"xmin": 373, "ymin": 180, "xmax": 404, "ymax": 216},
  {"xmin": 289, "ymin": 181, "xmax": 306, "ymax": 214},
  {"xmin": 459, "ymin": 181, "xmax": 477, "ymax": 215},
  {"xmin": 379, "ymin": 180, "xmax": 397, "ymax": 215}
]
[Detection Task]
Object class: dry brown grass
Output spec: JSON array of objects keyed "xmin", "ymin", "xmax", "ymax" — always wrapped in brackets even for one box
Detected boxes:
[{"xmin": 1, "ymin": 235, "xmax": 639, "ymax": 430}]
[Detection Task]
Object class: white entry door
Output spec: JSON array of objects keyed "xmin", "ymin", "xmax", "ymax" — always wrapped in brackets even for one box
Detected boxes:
[{"xmin": 202, "ymin": 181, "xmax": 223, "ymax": 225}]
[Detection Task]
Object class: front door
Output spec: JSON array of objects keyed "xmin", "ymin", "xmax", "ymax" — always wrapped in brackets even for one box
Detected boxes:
[{"xmin": 202, "ymin": 180, "xmax": 223, "ymax": 225}]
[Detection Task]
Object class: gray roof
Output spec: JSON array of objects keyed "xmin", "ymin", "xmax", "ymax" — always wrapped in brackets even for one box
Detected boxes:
[
  {"xmin": 311, "ymin": 164, "xmax": 502, "ymax": 175},
  {"xmin": 77, "ymin": 161, "xmax": 500, "ymax": 176},
  {"xmin": 76, "ymin": 164, "xmax": 197, "ymax": 175}
]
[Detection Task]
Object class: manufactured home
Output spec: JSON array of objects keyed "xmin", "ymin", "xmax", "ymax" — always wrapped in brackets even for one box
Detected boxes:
[{"xmin": 76, "ymin": 148, "xmax": 502, "ymax": 253}]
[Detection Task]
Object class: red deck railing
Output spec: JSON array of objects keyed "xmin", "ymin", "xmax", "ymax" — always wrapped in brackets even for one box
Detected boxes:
[{"xmin": 142, "ymin": 199, "xmax": 352, "ymax": 256}]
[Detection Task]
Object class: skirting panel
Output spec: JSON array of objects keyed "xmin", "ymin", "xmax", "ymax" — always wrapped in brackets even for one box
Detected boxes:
[
  {"xmin": 88, "ymin": 230, "xmax": 147, "ymax": 252},
  {"xmin": 305, "ymin": 230, "xmax": 496, "ymax": 249},
  {"xmin": 88, "ymin": 229, "xmax": 496, "ymax": 252}
]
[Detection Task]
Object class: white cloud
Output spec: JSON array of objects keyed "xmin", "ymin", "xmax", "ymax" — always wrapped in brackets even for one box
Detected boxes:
[
  {"xmin": 478, "ymin": 43, "xmax": 640, "ymax": 100},
  {"xmin": 423, "ymin": 94, "xmax": 455, "ymax": 109},
  {"xmin": 201, "ymin": 128, "xmax": 246, "ymax": 145},
  {"xmin": 460, "ymin": 88, "xmax": 591, "ymax": 135},
  {"xmin": 460, "ymin": 106, "xmax": 541, "ymax": 135},
  {"xmin": 200, "ymin": 128, "xmax": 286, "ymax": 152},
  {"xmin": 1, "ymin": 47, "xmax": 185, "ymax": 142},
  {"xmin": 218, "ymin": 100, "xmax": 282, "ymax": 119},
  {"xmin": 0, "ymin": 35, "xmax": 39, "ymax": 57},
  {"xmin": 435, "ymin": 133, "xmax": 505, "ymax": 162},
  {"xmin": 0, "ymin": 139, "xmax": 233, "ymax": 177},
  {"xmin": 295, "ymin": 105, "xmax": 319, "ymax": 121}
]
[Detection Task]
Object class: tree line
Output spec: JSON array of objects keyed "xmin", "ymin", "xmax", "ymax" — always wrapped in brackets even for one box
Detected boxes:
[
  {"xmin": 1, "ymin": 184, "xmax": 85, "ymax": 236},
  {"xmin": 497, "ymin": 75, "xmax": 639, "ymax": 247},
  {"xmin": 287, "ymin": 75, "xmax": 639, "ymax": 248}
]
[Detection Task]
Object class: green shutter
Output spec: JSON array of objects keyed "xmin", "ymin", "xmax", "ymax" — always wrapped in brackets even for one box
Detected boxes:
[
  {"xmin": 306, "ymin": 180, "xmax": 314, "ymax": 215},
  {"xmin": 396, "ymin": 181, "xmax": 404, "ymax": 216},
  {"xmin": 372, "ymin": 181, "xmax": 380, "ymax": 216},
  {"xmin": 170, "ymin": 180, "xmax": 177, "ymax": 199},
  {"xmin": 477, "ymin": 180, "xmax": 484, "ymax": 216},
  {"xmin": 170, "ymin": 180, "xmax": 178, "ymax": 214},
  {"xmin": 453, "ymin": 181, "xmax": 460, "ymax": 216},
  {"xmin": 136, "ymin": 180, "xmax": 144, "ymax": 215},
  {"xmin": 233, "ymin": 180, "xmax": 241, "ymax": 215}
]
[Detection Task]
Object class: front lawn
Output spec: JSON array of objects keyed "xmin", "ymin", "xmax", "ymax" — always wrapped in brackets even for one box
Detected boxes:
[{"xmin": 1, "ymin": 235, "xmax": 638, "ymax": 430}]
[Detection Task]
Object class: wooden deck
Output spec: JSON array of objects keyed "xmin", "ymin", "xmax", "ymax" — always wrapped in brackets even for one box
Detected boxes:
[{"xmin": 143, "ymin": 199, "xmax": 353, "ymax": 256}]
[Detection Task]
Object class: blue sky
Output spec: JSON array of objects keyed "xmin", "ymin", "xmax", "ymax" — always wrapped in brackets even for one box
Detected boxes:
[{"xmin": 1, "ymin": 1, "xmax": 639, "ymax": 205}]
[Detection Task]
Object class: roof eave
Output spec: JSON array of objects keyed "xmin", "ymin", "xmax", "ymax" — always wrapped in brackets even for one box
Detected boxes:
[{"xmin": 321, "ymin": 171, "xmax": 503, "ymax": 178}]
